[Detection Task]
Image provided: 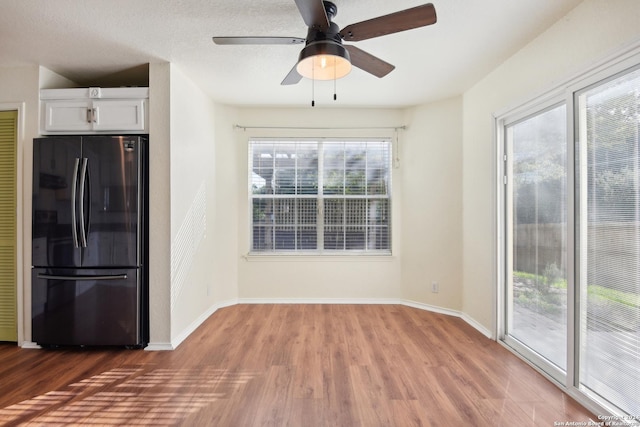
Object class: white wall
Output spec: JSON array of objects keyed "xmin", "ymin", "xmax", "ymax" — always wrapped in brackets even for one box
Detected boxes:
[
  {"xmin": 148, "ymin": 63, "xmax": 172, "ymax": 347},
  {"xmin": 462, "ymin": 0, "xmax": 640, "ymax": 333},
  {"xmin": 401, "ymin": 97, "xmax": 463, "ymax": 311},
  {"xmin": 211, "ymin": 103, "xmax": 240, "ymax": 302},
  {"xmin": 235, "ymin": 108, "xmax": 404, "ymax": 301},
  {"xmin": 38, "ymin": 67, "xmax": 77, "ymax": 90},
  {"xmin": 168, "ymin": 64, "xmax": 240, "ymax": 346}
]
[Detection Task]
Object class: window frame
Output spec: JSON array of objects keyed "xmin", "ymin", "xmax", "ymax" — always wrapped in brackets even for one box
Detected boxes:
[{"xmin": 248, "ymin": 137, "xmax": 393, "ymax": 256}]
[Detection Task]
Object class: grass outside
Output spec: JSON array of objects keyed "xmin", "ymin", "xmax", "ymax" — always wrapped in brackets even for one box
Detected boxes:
[
  {"xmin": 513, "ymin": 270, "xmax": 639, "ymax": 309},
  {"xmin": 512, "ymin": 270, "xmax": 639, "ymax": 331}
]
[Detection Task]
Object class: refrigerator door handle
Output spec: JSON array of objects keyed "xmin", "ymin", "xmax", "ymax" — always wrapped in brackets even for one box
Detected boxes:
[
  {"xmin": 78, "ymin": 158, "xmax": 89, "ymax": 247},
  {"xmin": 37, "ymin": 273, "xmax": 128, "ymax": 281},
  {"xmin": 70, "ymin": 158, "xmax": 80, "ymax": 248},
  {"xmin": 84, "ymin": 157, "xmax": 92, "ymax": 239}
]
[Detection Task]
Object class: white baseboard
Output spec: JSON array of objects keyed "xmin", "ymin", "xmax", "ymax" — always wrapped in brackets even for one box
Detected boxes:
[
  {"xmin": 165, "ymin": 298, "xmax": 239, "ymax": 350},
  {"xmin": 401, "ymin": 299, "xmax": 462, "ymax": 318},
  {"xmin": 145, "ymin": 342, "xmax": 175, "ymax": 351},
  {"xmin": 238, "ymin": 297, "xmax": 402, "ymax": 305},
  {"xmin": 21, "ymin": 341, "xmax": 41, "ymax": 349},
  {"xmin": 402, "ymin": 299, "xmax": 494, "ymax": 339},
  {"xmin": 460, "ymin": 312, "xmax": 494, "ymax": 339}
]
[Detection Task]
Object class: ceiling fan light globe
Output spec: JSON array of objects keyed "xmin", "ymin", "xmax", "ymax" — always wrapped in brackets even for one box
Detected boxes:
[{"xmin": 296, "ymin": 41, "xmax": 352, "ymax": 80}]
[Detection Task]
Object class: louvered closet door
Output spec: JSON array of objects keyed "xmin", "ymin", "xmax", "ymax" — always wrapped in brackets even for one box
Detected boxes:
[{"xmin": 0, "ymin": 111, "xmax": 17, "ymax": 342}]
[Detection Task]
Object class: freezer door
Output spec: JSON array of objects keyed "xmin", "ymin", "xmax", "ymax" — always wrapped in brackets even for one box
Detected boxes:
[
  {"xmin": 31, "ymin": 268, "xmax": 141, "ymax": 347},
  {"xmin": 81, "ymin": 136, "xmax": 142, "ymax": 267},
  {"xmin": 32, "ymin": 137, "xmax": 83, "ymax": 268}
]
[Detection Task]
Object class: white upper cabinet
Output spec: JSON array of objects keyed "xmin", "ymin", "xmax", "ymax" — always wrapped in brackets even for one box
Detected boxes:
[{"xmin": 41, "ymin": 87, "xmax": 148, "ymax": 134}]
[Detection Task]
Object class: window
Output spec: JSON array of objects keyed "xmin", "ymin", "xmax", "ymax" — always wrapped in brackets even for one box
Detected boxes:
[
  {"xmin": 499, "ymin": 59, "xmax": 640, "ymax": 419},
  {"xmin": 249, "ymin": 139, "xmax": 391, "ymax": 254}
]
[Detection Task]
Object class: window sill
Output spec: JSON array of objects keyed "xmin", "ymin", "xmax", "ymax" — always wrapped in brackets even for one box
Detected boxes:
[{"xmin": 243, "ymin": 252, "xmax": 394, "ymax": 262}]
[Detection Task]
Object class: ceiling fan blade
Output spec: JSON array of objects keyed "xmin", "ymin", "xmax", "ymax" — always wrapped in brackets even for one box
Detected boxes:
[
  {"xmin": 212, "ymin": 37, "xmax": 305, "ymax": 45},
  {"xmin": 345, "ymin": 45, "xmax": 395, "ymax": 78},
  {"xmin": 294, "ymin": 0, "xmax": 329, "ymax": 29},
  {"xmin": 340, "ymin": 3, "xmax": 437, "ymax": 42},
  {"xmin": 281, "ymin": 64, "xmax": 303, "ymax": 85}
]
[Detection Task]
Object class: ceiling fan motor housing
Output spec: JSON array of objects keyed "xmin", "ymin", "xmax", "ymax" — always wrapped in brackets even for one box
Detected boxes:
[{"xmin": 306, "ymin": 21, "xmax": 343, "ymax": 45}]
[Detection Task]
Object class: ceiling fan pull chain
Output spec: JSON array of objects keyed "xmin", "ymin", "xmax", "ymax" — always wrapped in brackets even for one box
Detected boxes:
[
  {"xmin": 312, "ymin": 63, "xmax": 316, "ymax": 107},
  {"xmin": 334, "ymin": 60, "xmax": 337, "ymax": 101}
]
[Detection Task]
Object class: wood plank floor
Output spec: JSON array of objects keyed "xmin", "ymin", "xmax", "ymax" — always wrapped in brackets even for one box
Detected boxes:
[{"xmin": 0, "ymin": 304, "xmax": 595, "ymax": 426}]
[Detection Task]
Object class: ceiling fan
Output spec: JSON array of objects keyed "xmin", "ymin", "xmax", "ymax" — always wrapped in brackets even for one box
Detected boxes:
[{"xmin": 212, "ymin": 0, "xmax": 437, "ymax": 85}]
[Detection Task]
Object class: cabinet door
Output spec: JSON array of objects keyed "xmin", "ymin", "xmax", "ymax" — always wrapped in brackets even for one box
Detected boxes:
[
  {"xmin": 43, "ymin": 101, "xmax": 93, "ymax": 132},
  {"xmin": 93, "ymin": 99, "xmax": 145, "ymax": 132}
]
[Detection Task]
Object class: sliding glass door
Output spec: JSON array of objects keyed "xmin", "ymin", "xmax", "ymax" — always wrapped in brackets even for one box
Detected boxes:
[
  {"xmin": 504, "ymin": 104, "xmax": 568, "ymax": 378},
  {"xmin": 501, "ymin": 61, "xmax": 640, "ymax": 417},
  {"xmin": 576, "ymin": 68, "xmax": 640, "ymax": 415}
]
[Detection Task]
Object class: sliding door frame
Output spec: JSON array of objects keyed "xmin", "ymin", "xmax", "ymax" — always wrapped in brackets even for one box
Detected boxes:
[
  {"xmin": 496, "ymin": 91, "xmax": 571, "ymax": 387},
  {"xmin": 496, "ymin": 44, "xmax": 640, "ymax": 418}
]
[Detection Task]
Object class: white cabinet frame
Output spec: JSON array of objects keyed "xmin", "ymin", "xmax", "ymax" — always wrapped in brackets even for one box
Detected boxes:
[{"xmin": 40, "ymin": 87, "xmax": 148, "ymax": 134}]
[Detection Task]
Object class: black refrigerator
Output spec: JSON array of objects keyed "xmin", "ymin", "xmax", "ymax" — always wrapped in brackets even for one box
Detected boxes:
[{"xmin": 32, "ymin": 135, "xmax": 148, "ymax": 348}]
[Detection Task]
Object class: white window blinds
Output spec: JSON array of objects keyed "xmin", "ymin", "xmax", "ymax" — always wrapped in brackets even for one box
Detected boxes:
[
  {"xmin": 249, "ymin": 139, "xmax": 391, "ymax": 254},
  {"xmin": 577, "ymin": 66, "xmax": 640, "ymax": 415}
]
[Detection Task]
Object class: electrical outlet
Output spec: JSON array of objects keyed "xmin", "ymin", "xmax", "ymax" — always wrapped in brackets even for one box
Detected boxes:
[{"xmin": 431, "ymin": 281, "xmax": 439, "ymax": 293}]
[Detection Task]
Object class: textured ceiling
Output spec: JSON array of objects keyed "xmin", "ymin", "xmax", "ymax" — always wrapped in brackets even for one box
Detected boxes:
[{"xmin": 0, "ymin": 0, "xmax": 584, "ymax": 107}]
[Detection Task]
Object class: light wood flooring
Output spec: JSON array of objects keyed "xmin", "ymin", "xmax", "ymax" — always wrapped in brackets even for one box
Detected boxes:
[{"xmin": 0, "ymin": 304, "xmax": 595, "ymax": 426}]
